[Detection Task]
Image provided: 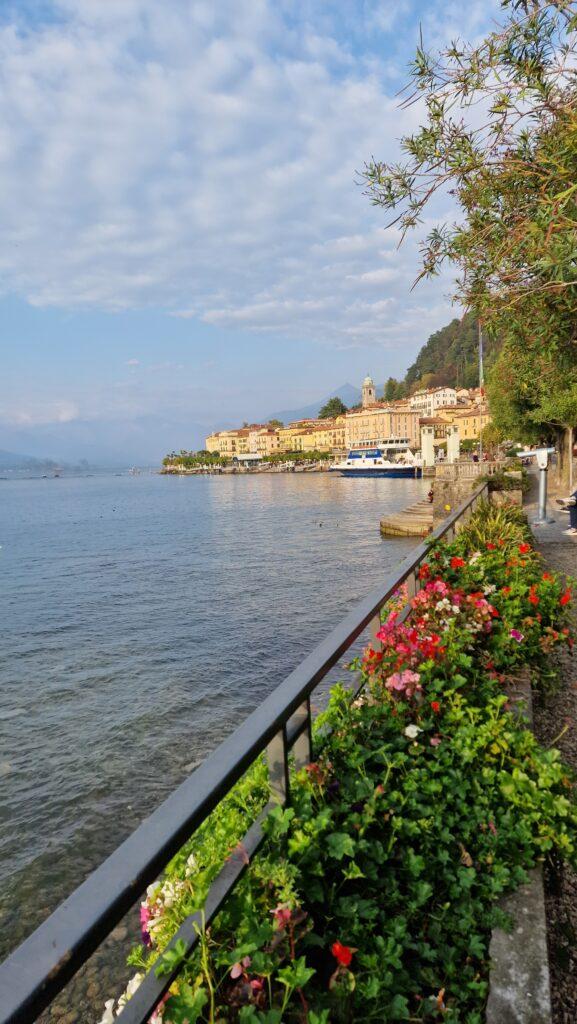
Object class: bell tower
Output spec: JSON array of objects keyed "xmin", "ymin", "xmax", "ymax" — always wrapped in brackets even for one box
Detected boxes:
[{"xmin": 362, "ymin": 374, "xmax": 376, "ymax": 409}]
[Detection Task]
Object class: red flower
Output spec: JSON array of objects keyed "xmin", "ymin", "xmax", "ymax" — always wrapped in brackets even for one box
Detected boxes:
[
  {"xmin": 331, "ymin": 941, "xmax": 353, "ymax": 967},
  {"xmin": 486, "ymin": 542, "xmax": 496, "ymax": 550},
  {"xmin": 543, "ymin": 572, "xmax": 553, "ymax": 582},
  {"xmin": 519, "ymin": 543, "xmax": 531, "ymax": 554},
  {"xmin": 272, "ymin": 905, "xmax": 292, "ymax": 929},
  {"xmin": 418, "ymin": 563, "xmax": 431, "ymax": 580},
  {"xmin": 560, "ymin": 590, "xmax": 572, "ymax": 607},
  {"xmin": 528, "ymin": 585, "xmax": 540, "ymax": 606},
  {"xmin": 502, "ymin": 586, "xmax": 511, "ymax": 595},
  {"xmin": 431, "ymin": 701, "xmax": 440, "ymax": 713},
  {"xmin": 450, "ymin": 556, "xmax": 465, "ymax": 569}
]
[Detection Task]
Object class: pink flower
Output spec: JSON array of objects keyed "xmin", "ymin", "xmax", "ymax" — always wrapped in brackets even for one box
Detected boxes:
[
  {"xmin": 430, "ymin": 736, "xmax": 442, "ymax": 747},
  {"xmin": 271, "ymin": 905, "xmax": 292, "ymax": 929},
  {"xmin": 140, "ymin": 904, "xmax": 151, "ymax": 947},
  {"xmin": 510, "ymin": 628, "xmax": 524, "ymax": 643},
  {"xmin": 385, "ymin": 669, "xmax": 421, "ymax": 698},
  {"xmin": 230, "ymin": 956, "xmax": 252, "ymax": 979}
]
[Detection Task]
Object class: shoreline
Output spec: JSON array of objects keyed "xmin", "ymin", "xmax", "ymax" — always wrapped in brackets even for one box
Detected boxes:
[{"xmin": 160, "ymin": 461, "xmax": 333, "ymax": 475}]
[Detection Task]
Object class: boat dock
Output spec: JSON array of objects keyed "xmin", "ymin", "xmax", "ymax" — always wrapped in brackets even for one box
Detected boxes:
[{"xmin": 380, "ymin": 498, "xmax": 433, "ymax": 537}]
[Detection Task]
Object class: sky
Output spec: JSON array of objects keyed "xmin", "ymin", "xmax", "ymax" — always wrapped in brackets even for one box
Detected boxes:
[{"xmin": 0, "ymin": 0, "xmax": 500, "ymax": 464}]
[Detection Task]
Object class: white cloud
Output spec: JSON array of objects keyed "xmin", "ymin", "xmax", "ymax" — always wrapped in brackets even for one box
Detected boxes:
[
  {"xmin": 0, "ymin": 0, "xmax": 498, "ymax": 348},
  {"xmin": 2, "ymin": 400, "xmax": 80, "ymax": 427},
  {"xmin": 125, "ymin": 358, "xmax": 140, "ymax": 366}
]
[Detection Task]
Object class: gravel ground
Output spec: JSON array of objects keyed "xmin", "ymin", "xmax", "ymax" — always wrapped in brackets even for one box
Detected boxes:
[{"xmin": 532, "ymin": 534, "xmax": 577, "ymax": 1024}]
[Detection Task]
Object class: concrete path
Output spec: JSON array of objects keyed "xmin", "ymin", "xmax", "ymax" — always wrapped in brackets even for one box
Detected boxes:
[{"xmin": 526, "ymin": 481, "xmax": 577, "ymax": 1024}]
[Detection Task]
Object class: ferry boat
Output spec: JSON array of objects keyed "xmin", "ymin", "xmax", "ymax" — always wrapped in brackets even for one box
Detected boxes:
[{"xmin": 330, "ymin": 444, "xmax": 423, "ymax": 478}]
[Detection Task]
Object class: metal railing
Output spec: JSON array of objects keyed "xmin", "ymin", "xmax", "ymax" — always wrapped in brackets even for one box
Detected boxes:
[{"xmin": 0, "ymin": 483, "xmax": 489, "ymax": 1024}]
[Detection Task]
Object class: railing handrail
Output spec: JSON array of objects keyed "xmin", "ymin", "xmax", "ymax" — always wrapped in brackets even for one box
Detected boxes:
[{"xmin": 0, "ymin": 483, "xmax": 488, "ymax": 1024}]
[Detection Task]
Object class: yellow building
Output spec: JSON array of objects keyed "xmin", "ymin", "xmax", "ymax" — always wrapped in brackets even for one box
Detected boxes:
[
  {"xmin": 345, "ymin": 406, "xmax": 421, "ymax": 449},
  {"xmin": 301, "ymin": 416, "xmax": 346, "ymax": 453},
  {"xmin": 419, "ymin": 416, "xmax": 450, "ymax": 440},
  {"xmin": 247, "ymin": 427, "xmax": 280, "ymax": 456},
  {"xmin": 451, "ymin": 406, "xmax": 492, "ymax": 440},
  {"xmin": 205, "ymin": 428, "xmax": 251, "ymax": 456},
  {"xmin": 278, "ymin": 424, "xmax": 308, "ymax": 452}
]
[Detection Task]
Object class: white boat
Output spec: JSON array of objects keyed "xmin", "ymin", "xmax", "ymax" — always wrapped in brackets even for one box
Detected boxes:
[{"xmin": 330, "ymin": 443, "xmax": 423, "ymax": 478}]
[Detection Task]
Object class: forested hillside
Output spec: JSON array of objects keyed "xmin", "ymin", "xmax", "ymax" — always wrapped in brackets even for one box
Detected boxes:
[{"xmin": 404, "ymin": 313, "xmax": 499, "ymax": 391}]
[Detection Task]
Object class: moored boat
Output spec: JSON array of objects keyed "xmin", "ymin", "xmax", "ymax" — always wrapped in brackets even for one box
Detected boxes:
[{"xmin": 330, "ymin": 445, "xmax": 423, "ymax": 478}]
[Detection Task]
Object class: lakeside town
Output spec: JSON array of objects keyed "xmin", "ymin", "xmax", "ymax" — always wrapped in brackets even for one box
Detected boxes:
[
  {"xmin": 6, "ymin": 3, "xmax": 577, "ymax": 1024},
  {"xmin": 163, "ymin": 375, "xmax": 491, "ymax": 472}
]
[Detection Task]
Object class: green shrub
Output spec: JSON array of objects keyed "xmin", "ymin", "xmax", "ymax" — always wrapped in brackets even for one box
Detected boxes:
[{"xmin": 102, "ymin": 506, "xmax": 576, "ymax": 1024}]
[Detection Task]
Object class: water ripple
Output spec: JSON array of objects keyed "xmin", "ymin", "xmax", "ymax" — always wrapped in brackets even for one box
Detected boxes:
[{"xmin": 0, "ymin": 472, "xmax": 424, "ymax": 954}]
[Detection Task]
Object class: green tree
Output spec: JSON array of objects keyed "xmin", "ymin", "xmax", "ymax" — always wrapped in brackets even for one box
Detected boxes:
[
  {"xmin": 479, "ymin": 422, "xmax": 506, "ymax": 455},
  {"xmin": 318, "ymin": 397, "xmax": 347, "ymax": 419},
  {"xmin": 364, "ymin": 0, "xmax": 577, "ymax": 483},
  {"xmin": 384, "ymin": 377, "xmax": 406, "ymax": 401},
  {"xmin": 267, "ymin": 418, "xmax": 283, "ymax": 428}
]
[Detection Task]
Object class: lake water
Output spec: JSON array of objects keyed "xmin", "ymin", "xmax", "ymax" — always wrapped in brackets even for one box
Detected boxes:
[{"xmin": 0, "ymin": 472, "xmax": 425, "ymax": 963}]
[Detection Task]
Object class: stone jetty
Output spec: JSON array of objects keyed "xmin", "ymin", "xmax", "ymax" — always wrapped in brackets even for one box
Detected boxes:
[{"xmin": 380, "ymin": 498, "xmax": 433, "ymax": 537}]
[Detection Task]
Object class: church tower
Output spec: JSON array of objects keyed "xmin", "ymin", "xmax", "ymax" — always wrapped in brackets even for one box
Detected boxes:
[{"xmin": 362, "ymin": 374, "xmax": 376, "ymax": 409}]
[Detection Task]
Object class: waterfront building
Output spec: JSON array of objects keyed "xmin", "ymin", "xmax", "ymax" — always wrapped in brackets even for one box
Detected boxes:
[
  {"xmin": 409, "ymin": 386, "xmax": 458, "ymax": 417},
  {"xmin": 204, "ymin": 376, "xmax": 491, "ymax": 458},
  {"xmin": 249, "ymin": 427, "xmax": 281, "ymax": 457},
  {"xmin": 205, "ymin": 428, "xmax": 252, "ymax": 456},
  {"xmin": 345, "ymin": 406, "xmax": 421, "ymax": 449},
  {"xmin": 301, "ymin": 416, "xmax": 346, "ymax": 453},
  {"xmin": 419, "ymin": 416, "xmax": 451, "ymax": 440},
  {"xmin": 451, "ymin": 405, "xmax": 491, "ymax": 440}
]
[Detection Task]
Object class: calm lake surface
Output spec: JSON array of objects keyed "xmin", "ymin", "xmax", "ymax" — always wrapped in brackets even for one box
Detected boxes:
[{"xmin": 0, "ymin": 472, "xmax": 426, "ymax": 958}]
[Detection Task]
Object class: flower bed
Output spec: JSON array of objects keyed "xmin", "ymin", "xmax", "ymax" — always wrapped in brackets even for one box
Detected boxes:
[{"xmin": 102, "ymin": 501, "xmax": 577, "ymax": 1024}]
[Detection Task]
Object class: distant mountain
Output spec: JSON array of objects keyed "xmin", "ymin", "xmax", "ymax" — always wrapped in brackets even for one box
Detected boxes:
[
  {"xmin": 0, "ymin": 449, "xmax": 59, "ymax": 470},
  {"xmin": 0, "ymin": 415, "xmax": 212, "ymax": 467},
  {"xmin": 265, "ymin": 383, "xmax": 361, "ymax": 424}
]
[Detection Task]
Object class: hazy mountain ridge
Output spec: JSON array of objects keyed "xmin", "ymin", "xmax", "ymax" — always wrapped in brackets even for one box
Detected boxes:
[
  {"xmin": 265, "ymin": 383, "xmax": 361, "ymax": 424},
  {"xmin": 0, "ymin": 449, "xmax": 60, "ymax": 470}
]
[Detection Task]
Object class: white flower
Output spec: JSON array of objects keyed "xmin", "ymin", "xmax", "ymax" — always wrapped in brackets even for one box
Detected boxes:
[
  {"xmin": 484, "ymin": 585, "xmax": 496, "ymax": 595},
  {"xmin": 117, "ymin": 974, "xmax": 144, "ymax": 1011},
  {"xmin": 451, "ymin": 605, "xmax": 460, "ymax": 614},
  {"xmin": 185, "ymin": 852, "xmax": 197, "ymax": 876},
  {"xmin": 469, "ymin": 551, "xmax": 482, "ymax": 564},
  {"xmin": 98, "ymin": 1000, "xmax": 116, "ymax": 1024},
  {"xmin": 404, "ymin": 724, "xmax": 422, "ymax": 739}
]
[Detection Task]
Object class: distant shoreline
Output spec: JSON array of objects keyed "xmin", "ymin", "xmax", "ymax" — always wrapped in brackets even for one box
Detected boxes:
[{"xmin": 160, "ymin": 462, "xmax": 332, "ymax": 476}]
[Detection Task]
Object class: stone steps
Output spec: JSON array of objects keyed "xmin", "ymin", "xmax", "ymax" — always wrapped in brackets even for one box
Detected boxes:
[{"xmin": 380, "ymin": 500, "xmax": 433, "ymax": 537}]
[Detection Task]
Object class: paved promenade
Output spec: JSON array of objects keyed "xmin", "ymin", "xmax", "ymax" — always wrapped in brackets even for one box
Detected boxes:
[{"xmin": 528, "ymin": 484, "xmax": 577, "ymax": 1024}]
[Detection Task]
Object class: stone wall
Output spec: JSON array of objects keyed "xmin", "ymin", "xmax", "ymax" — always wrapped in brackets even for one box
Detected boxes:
[{"xmin": 433, "ymin": 476, "xmax": 477, "ymax": 528}]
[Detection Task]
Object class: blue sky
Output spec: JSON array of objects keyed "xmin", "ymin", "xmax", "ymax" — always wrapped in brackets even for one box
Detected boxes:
[{"xmin": 0, "ymin": 0, "xmax": 498, "ymax": 463}]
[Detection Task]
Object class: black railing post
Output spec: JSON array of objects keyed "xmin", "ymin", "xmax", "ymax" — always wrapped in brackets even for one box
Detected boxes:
[
  {"xmin": 267, "ymin": 726, "xmax": 290, "ymax": 804},
  {"xmin": 292, "ymin": 700, "xmax": 313, "ymax": 770}
]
